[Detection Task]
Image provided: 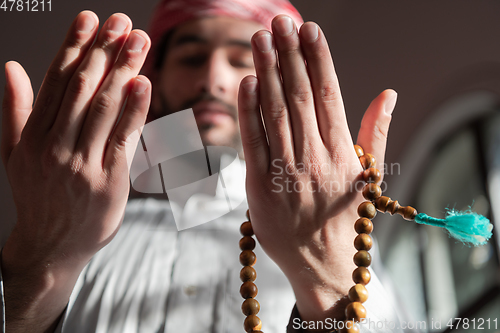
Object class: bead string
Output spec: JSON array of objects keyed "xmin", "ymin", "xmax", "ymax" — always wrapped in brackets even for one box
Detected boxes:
[
  {"xmin": 339, "ymin": 145, "xmax": 418, "ymax": 333},
  {"xmin": 239, "ymin": 210, "xmax": 263, "ymax": 332},
  {"xmin": 239, "ymin": 145, "xmax": 418, "ymax": 333}
]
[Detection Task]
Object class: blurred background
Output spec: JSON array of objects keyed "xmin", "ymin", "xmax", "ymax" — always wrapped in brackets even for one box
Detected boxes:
[{"xmin": 1, "ymin": 1, "xmax": 499, "ymax": 331}]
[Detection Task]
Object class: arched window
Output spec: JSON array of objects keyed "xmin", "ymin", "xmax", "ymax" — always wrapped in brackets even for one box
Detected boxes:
[{"xmin": 375, "ymin": 91, "xmax": 500, "ymax": 332}]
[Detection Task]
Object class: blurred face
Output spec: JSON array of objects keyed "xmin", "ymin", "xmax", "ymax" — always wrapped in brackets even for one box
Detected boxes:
[{"xmin": 150, "ymin": 16, "xmax": 264, "ymax": 153}]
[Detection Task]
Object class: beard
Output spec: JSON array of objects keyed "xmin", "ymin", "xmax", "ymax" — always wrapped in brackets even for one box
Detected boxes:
[{"xmin": 148, "ymin": 92, "xmax": 244, "ymax": 156}]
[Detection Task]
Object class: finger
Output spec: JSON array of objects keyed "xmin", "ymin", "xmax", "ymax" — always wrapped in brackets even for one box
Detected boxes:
[
  {"xmin": 27, "ymin": 11, "xmax": 98, "ymax": 134},
  {"xmin": 104, "ymin": 76, "xmax": 150, "ymax": 173},
  {"xmin": 271, "ymin": 15, "xmax": 321, "ymax": 157},
  {"xmin": 251, "ymin": 30, "xmax": 294, "ymax": 163},
  {"xmin": 1, "ymin": 61, "xmax": 33, "ymax": 167},
  {"xmin": 76, "ymin": 30, "xmax": 150, "ymax": 160},
  {"xmin": 356, "ymin": 89, "xmax": 397, "ymax": 173},
  {"xmin": 238, "ymin": 75, "xmax": 269, "ymax": 173},
  {"xmin": 299, "ymin": 22, "xmax": 352, "ymax": 152},
  {"xmin": 51, "ymin": 13, "xmax": 132, "ymax": 151}
]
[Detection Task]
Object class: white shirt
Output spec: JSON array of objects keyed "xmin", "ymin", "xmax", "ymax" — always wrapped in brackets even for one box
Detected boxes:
[{"xmin": 0, "ymin": 159, "xmax": 404, "ymax": 332}]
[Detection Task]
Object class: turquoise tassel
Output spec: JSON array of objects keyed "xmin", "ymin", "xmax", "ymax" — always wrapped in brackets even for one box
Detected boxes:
[{"xmin": 414, "ymin": 209, "xmax": 493, "ymax": 246}]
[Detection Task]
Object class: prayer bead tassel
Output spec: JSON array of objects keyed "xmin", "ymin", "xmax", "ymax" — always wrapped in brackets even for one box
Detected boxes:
[{"xmin": 238, "ymin": 144, "xmax": 493, "ymax": 333}]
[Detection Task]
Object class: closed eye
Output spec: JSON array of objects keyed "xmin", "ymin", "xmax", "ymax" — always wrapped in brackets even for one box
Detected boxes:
[
  {"xmin": 179, "ymin": 55, "xmax": 207, "ymax": 67},
  {"xmin": 230, "ymin": 58, "xmax": 253, "ymax": 69}
]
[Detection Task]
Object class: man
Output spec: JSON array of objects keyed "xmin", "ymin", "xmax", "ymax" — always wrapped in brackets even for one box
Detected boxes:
[{"xmin": 0, "ymin": 0, "xmax": 400, "ymax": 332}]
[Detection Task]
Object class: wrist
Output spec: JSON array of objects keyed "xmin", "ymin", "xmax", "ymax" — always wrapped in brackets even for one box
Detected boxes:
[
  {"xmin": 2, "ymin": 224, "xmax": 89, "ymax": 282},
  {"xmin": 1, "ymin": 229, "xmax": 87, "ymax": 331},
  {"xmin": 285, "ymin": 209, "xmax": 359, "ymax": 324}
]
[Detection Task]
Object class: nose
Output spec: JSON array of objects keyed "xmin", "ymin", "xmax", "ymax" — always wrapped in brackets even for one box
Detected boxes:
[{"xmin": 196, "ymin": 51, "xmax": 234, "ymax": 97}]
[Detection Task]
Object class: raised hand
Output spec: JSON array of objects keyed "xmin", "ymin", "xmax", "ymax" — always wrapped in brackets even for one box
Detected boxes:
[
  {"xmin": 238, "ymin": 15, "xmax": 396, "ymax": 323},
  {"xmin": 1, "ymin": 11, "xmax": 151, "ymax": 332}
]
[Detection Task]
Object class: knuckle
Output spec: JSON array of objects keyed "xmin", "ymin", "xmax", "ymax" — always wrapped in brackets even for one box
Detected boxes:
[
  {"xmin": 257, "ymin": 58, "xmax": 277, "ymax": 73},
  {"xmin": 282, "ymin": 159, "xmax": 297, "ymax": 175},
  {"xmin": 68, "ymin": 154, "xmax": 86, "ymax": 176},
  {"xmin": 373, "ymin": 123, "xmax": 388, "ymax": 141},
  {"xmin": 67, "ymin": 155, "xmax": 94, "ymax": 189},
  {"xmin": 121, "ymin": 60, "xmax": 136, "ymax": 73},
  {"xmin": 289, "ymin": 85, "xmax": 312, "ymax": 104},
  {"xmin": 64, "ymin": 33, "xmax": 86, "ymax": 50},
  {"xmin": 112, "ymin": 131, "xmax": 132, "ymax": 151},
  {"xmin": 267, "ymin": 101, "xmax": 288, "ymax": 121},
  {"xmin": 318, "ymin": 84, "xmax": 338, "ymax": 103},
  {"xmin": 99, "ymin": 34, "xmax": 115, "ymax": 51},
  {"xmin": 92, "ymin": 92, "xmax": 116, "ymax": 117},
  {"xmin": 118, "ymin": 55, "xmax": 138, "ymax": 72},
  {"xmin": 244, "ymin": 134, "xmax": 264, "ymax": 151},
  {"xmin": 98, "ymin": 31, "xmax": 124, "ymax": 53},
  {"xmin": 68, "ymin": 154, "xmax": 111, "ymax": 194},
  {"xmin": 44, "ymin": 66, "xmax": 65, "ymax": 89},
  {"xmin": 327, "ymin": 148, "xmax": 347, "ymax": 166},
  {"xmin": 312, "ymin": 50, "xmax": 330, "ymax": 63},
  {"xmin": 38, "ymin": 140, "xmax": 105, "ymax": 191},
  {"xmin": 68, "ymin": 71, "xmax": 93, "ymax": 96},
  {"xmin": 277, "ymin": 38, "xmax": 300, "ymax": 56},
  {"xmin": 300, "ymin": 147, "xmax": 323, "ymax": 173},
  {"xmin": 40, "ymin": 144, "xmax": 64, "ymax": 175},
  {"xmin": 125, "ymin": 103, "xmax": 144, "ymax": 119},
  {"xmin": 309, "ymin": 154, "xmax": 325, "ymax": 173}
]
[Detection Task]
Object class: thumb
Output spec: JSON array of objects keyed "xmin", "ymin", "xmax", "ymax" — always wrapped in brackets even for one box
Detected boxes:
[
  {"xmin": 1, "ymin": 61, "xmax": 34, "ymax": 167},
  {"xmin": 356, "ymin": 89, "xmax": 397, "ymax": 174}
]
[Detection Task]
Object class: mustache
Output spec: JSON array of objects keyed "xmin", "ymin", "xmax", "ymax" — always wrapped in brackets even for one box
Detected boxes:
[{"xmin": 180, "ymin": 93, "xmax": 238, "ymax": 121}]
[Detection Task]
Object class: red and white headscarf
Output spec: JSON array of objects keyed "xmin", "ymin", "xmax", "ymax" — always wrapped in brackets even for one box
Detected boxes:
[{"xmin": 144, "ymin": 0, "xmax": 304, "ymax": 77}]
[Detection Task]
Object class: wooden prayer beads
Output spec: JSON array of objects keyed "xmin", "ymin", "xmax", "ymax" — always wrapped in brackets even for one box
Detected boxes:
[
  {"xmin": 362, "ymin": 168, "xmax": 382, "ymax": 184},
  {"xmin": 359, "ymin": 153, "xmax": 376, "ymax": 170},
  {"xmin": 348, "ymin": 284, "xmax": 369, "ymax": 303},
  {"xmin": 354, "ymin": 145, "xmax": 364, "ymax": 158},
  {"xmin": 242, "ymin": 298, "xmax": 261, "ymax": 316},
  {"xmin": 341, "ymin": 145, "xmax": 375, "ymax": 332},
  {"xmin": 240, "ymin": 250, "xmax": 257, "ymax": 266},
  {"xmin": 352, "ymin": 267, "xmax": 371, "ymax": 285},
  {"xmin": 374, "ymin": 196, "xmax": 418, "ymax": 221},
  {"xmin": 239, "ymin": 145, "xmax": 419, "ymax": 333},
  {"xmin": 357, "ymin": 202, "xmax": 377, "ymax": 219},
  {"xmin": 354, "ymin": 218, "xmax": 373, "ymax": 234},
  {"xmin": 362, "ymin": 183, "xmax": 382, "ymax": 201},
  {"xmin": 354, "ymin": 234, "xmax": 373, "ymax": 251},
  {"xmin": 239, "ymin": 210, "xmax": 263, "ymax": 333},
  {"xmin": 340, "ymin": 145, "xmax": 419, "ymax": 333}
]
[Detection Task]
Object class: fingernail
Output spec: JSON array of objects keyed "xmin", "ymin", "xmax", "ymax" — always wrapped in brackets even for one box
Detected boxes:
[
  {"xmin": 127, "ymin": 33, "xmax": 146, "ymax": 52},
  {"xmin": 302, "ymin": 23, "xmax": 319, "ymax": 42},
  {"xmin": 242, "ymin": 78, "xmax": 258, "ymax": 93},
  {"xmin": 108, "ymin": 15, "xmax": 128, "ymax": 33},
  {"xmin": 255, "ymin": 33, "xmax": 273, "ymax": 52},
  {"xmin": 385, "ymin": 91, "xmax": 398, "ymax": 115},
  {"xmin": 275, "ymin": 16, "xmax": 294, "ymax": 36},
  {"xmin": 76, "ymin": 14, "xmax": 96, "ymax": 33},
  {"xmin": 133, "ymin": 78, "xmax": 148, "ymax": 94}
]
